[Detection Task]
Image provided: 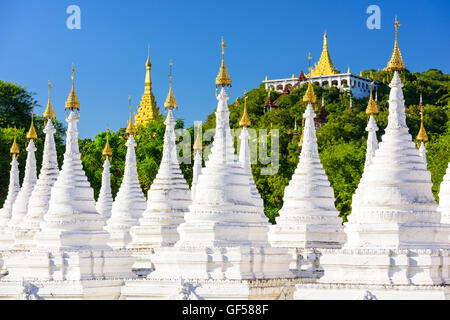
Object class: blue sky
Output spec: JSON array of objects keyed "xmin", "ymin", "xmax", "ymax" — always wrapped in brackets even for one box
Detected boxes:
[{"xmin": 1, "ymin": 0, "xmax": 449, "ymax": 139}]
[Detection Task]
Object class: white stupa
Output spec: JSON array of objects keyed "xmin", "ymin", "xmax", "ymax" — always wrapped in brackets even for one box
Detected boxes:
[
  {"xmin": 269, "ymin": 78, "xmax": 345, "ymax": 251},
  {"xmin": 238, "ymin": 95, "xmax": 264, "ymax": 207},
  {"xmin": 8, "ymin": 114, "xmax": 38, "ymax": 233},
  {"xmin": 439, "ymin": 162, "xmax": 450, "ymax": 226},
  {"xmin": 364, "ymin": 84, "xmax": 379, "ymax": 168},
  {"xmin": 294, "ymin": 21, "xmax": 450, "ymax": 299},
  {"xmin": 416, "ymin": 95, "xmax": 428, "ymax": 165},
  {"xmin": 122, "ymin": 41, "xmax": 294, "ymax": 300},
  {"xmin": 191, "ymin": 122, "xmax": 203, "ymax": 201},
  {"xmin": 105, "ymin": 99, "xmax": 146, "ymax": 250},
  {"xmin": 13, "ymin": 83, "xmax": 60, "ymax": 250},
  {"xmin": 0, "ymin": 131, "xmax": 21, "ymax": 250},
  {"xmin": 1, "ymin": 67, "xmax": 134, "ymax": 299},
  {"xmin": 95, "ymin": 132, "xmax": 114, "ymax": 219}
]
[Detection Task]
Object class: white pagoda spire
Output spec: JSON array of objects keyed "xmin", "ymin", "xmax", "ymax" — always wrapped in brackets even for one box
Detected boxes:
[
  {"xmin": 418, "ymin": 141, "xmax": 427, "ymax": 165},
  {"xmin": 439, "ymin": 162, "xmax": 450, "ymax": 227},
  {"xmin": 0, "ymin": 142, "xmax": 21, "ymax": 249},
  {"xmin": 346, "ymin": 71, "xmax": 448, "ymax": 249},
  {"xmin": 105, "ymin": 99, "xmax": 146, "ymax": 249},
  {"xmin": 269, "ymin": 81, "xmax": 345, "ymax": 248},
  {"xmin": 129, "ymin": 63, "xmax": 191, "ymax": 249},
  {"xmin": 14, "ymin": 83, "xmax": 60, "ymax": 250},
  {"xmin": 238, "ymin": 95, "xmax": 263, "ymax": 207},
  {"xmin": 96, "ymin": 132, "xmax": 113, "ymax": 219},
  {"xmin": 8, "ymin": 119, "xmax": 38, "ymax": 232},
  {"xmin": 365, "ymin": 115, "xmax": 379, "ymax": 168},
  {"xmin": 191, "ymin": 122, "xmax": 203, "ymax": 201}
]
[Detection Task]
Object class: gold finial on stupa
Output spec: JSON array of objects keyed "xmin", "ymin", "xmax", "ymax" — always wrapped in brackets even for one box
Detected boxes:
[
  {"xmin": 65, "ymin": 65, "xmax": 80, "ymax": 110},
  {"xmin": 126, "ymin": 96, "xmax": 137, "ymax": 136},
  {"xmin": 303, "ymin": 53, "xmax": 317, "ymax": 104},
  {"xmin": 366, "ymin": 82, "xmax": 379, "ymax": 115},
  {"xmin": 215, "ymin": 37, "xmax": 232, "ymax": 89},
  {"xmin": 265, "ymin": 75, "xmax": 268, "ymax": 81},
  {"xmin": 10, "ymin": 127, "xmax": 20, "ymax": 158},
  {"xmin": 311, "ymin": 30, "xmax": 339, "ymax": 76},
  {"xmin": 193, "ymin": 122, "xmax": 202, "ymax": 152},
  {"xmin": 164, "ymin": 60, "xmax": 178, "ymax": 111},
  {"xmin": 102, "ymin": 127, "xmax": 113, "ymax": 157},
  {"xmin": 43, "ymin": 80, "xmax": 56, "ymax": 119},
  {"xmin": 239, "ymin": 92, "xmax": 251, "ymax": 127},
  {"xmin": 385, "ymin": 16, "xmax": 406, "ymax": 71},
  {"xmin": 347, "ymin": 67, "xmax": 351, "ymax": 74},
  {"xmin": 27, "ymin": 105, "xmax": 38, "ymax": 140},
  {"xmin": 416, "ymin": 94, "xmax": 428, "ymax": 142}
]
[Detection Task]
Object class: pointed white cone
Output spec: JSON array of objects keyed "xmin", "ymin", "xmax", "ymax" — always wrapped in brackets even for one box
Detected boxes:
[
  {"xmin": 96, "ymin": 156, "xmax": 113, "ymax": 219},
  {"xmin": 269, "ymin": 102, "xmax": 345, "ymax": 248},
  {"xmin": 14, "ymin": 119, "xmax": 59, "ymax": 250},
  {"xmin": 439, "ymin": 162, "xmax": 450, "ymax": 226},
  {"xmin": 8, "ymin": 139, "xmax": 37, "ymax": 231},
  {"xmin": 418, "ymin": 141, "xmax": 427, "ymax": 166},
  {"xmin": 364, "ymin": 114, "xmax": 379, "ymax": 168},
  {"xmin": 129, "ymin": 108, "xmax": 191, "ymax": 249},
  {"xmin": 105, "ymin": 134, "xmax": 146, "ymax": 249},
  {"xmin": 239, "ymin": 126, "xmax": 263, "ymax": 207},
  {"xmin": 346, "ymin": 71, "xmax": 449, "ymax": 249},
  {"xmin": 35, "ymin": 110, "xmax": 110, "ymax": 251},
  {"xmin": 191, "ymin": 150, "xmax": 202, "ymax": 200},
  {"xmin": 0, "ymin": 155, "xmax": 21, "ymax": 249}
]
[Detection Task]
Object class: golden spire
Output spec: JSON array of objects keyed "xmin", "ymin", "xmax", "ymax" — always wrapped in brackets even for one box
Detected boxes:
[
  {"xmin": 102, "ymin": 128, "xmax": 113, "ymax": 157},
  {"xmin": 135, "ymin": 46, "xmax": 159, "ymax": 125},
  {"xmin": 10, "ymin": 127, "xmax": 20, "ymax": 158},
  {"xmin": 27, "ymin": 104, "xmax": 38, "ymax": 140},
  {"xmin": 416, "ymin": 94, "xmax": 428, "ymax": 142},
  {"xmin": 265, "ymin": 75, "xmax": 268, "ymax": 81},
  {"xmin": 43, "ymin": 80, "xmax": 56, "ymax": 119},
  {"xmin": 215, "ymin": 37, "xmax": 232, "ymax": 88},
  {"xmin": 303, "ymin": 53, "xmax": 317, "ymax": 104},
  {"xmin": 311, "ymin": 31, "xmax": 339, "ymax": 76},
  {"xmin": 239, "ymin": 93, "xmax": 251, "ymax": 127},
  {"xmin": 385, "ymin": 16, "xmax": 406, "ymax": 71},
  {"xmin": 193, "ymin": 123, "xmax": 202, "ymax": 152},
  {"xmin": 366, "ymin": 82, "xmax": 379, "ymax": 115},
  {"xmin": 126, "ymin": 96, "xmax": 137, "ymax": 136},
  {"xmin": 65, "ymin": 65, "xmax": 80, "ymax": 110},
  {"xmin": 347, "ymin": 67, "xmax": 351, "ymax": 74},
  {"xmin": 164, "ymin": 60, "xmax": 178, "ymax": 111}
]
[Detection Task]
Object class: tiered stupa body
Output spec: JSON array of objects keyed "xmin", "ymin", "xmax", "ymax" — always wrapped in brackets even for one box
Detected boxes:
[
  {"xmin": 0, "ymin": 133, "xmax": 21, "ymax": 250},
  {"xmin": 105, "ymin": 104, "xmax": 147, "ymax": 250},
  {"xmin": 13, "ymin": 85, "xmax": 60, "ymax": 250},
  {"xmin": 439, "ymin": 162, "xmax": 450, "ymax": 228},
  {"xmin": 95, "ymin": 134, "xmax": 113, "ymax": 219},
  {"xmin": 0, "ymin": 68, "xmax": 134, "ymax": 299},
  {"xmin": 364, "ymin": 83, "xmax": 379, "ymax": 168},
  {"xmin": 269, "ymin": 79, "xmax": 345, "ymax": 253},
  {"xmin": 129, "ymin": 70, "xmax": 191, "ymax": 275},
  {"xmin": 122, "ymin": 42, "xmax": 294, "ymax": 300},
  {"xmin": 8, "ymin": 117, "xmax": 38, "ymax": 233}
]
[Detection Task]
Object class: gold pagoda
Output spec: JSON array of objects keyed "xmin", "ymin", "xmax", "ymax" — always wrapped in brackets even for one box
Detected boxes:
[
  {"xmin": 311, "ymin": 31, "xmax": 340, "ymax": 76},
  {"xmin": 135, "ymin": 47, "xmax": 159, "ymax": 125},
  {"xmin": 384, "ymin": 17, "xmax": 405, "ymax": 71}
]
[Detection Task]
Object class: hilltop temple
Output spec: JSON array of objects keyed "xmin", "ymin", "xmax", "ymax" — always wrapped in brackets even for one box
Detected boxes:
[
  {"xmin": 0, "ymin": 18, "xmax": 448, "ymax": 300},
  {"xmin": 263, "ymin": 31, "xmax": 377, "ymax": 98}
]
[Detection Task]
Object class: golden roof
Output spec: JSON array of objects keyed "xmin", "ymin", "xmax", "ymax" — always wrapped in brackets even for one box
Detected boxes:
[
  {"xmin": 416, "ymin": 108, "xmax": 428, "ymax": 142},
  {"xmin": 102, "ymin": 130, "xmax": 113, "ymax": 157},
  {"xmin": 135, "ymin": 47, "xmax": 159, "ymax": 125},
  {"xmin": 43, "ymin": 80, "xmax": 56, "ymax": 119},
  {"xmin": 385, "ymin": 17, "xmax": 405, "ymax": 71},
  {"xmin": 27, "ymin": 111, "xmax": 38, "ymax": 140},
  {"xmin": 239, "ymin": 96, "xmax": 251, "ymax": 127},
  {"xmin": 215, "ymin": 38, "xmax": 232, "ymax": 88},
  {"xmin": 365, "ymin": 83, "xmax": 379, "ymax": 115},
  {"xmin": 10, "ymin": 127, "xmax": 20, "ymax": 157},
  {"xmin": 126, "ymin": 97, "xmax": 137, "ymax": 136},
  {"xmin": 164, "ymin": 60, "xmax": 177, "ymax": 111},
  {"xmin": 311, "ymin": 31, "xmax": 339, "ymax": 76},
  {"xmin": 65, "ymin": 65, "xmax": 80, "ymax": 110}
]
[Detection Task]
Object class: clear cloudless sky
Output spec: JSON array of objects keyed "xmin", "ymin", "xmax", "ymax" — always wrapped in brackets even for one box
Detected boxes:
[{"xmin": 1, "ymin": 0, "xmax": 449, "ymax": 138}]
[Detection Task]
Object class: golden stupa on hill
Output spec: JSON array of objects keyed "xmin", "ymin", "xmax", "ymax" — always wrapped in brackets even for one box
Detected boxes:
[{"xmin": 311, "ymin": 31, "xmax": 340, "ymax": 76}]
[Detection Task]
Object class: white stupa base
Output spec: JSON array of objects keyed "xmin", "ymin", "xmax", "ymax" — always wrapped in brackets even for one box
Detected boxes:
[
  {"xmin": 282, "ymin": 248, "xmax": 324, "ymax": 279},
  {"xmin": 129, "ymin": 248, "xmax": 155, "ymax": 277},
  {"xmin": 0, "ymin": 227, "xmax": 14, "ymax": 250},
  {"xmin": 129, "ymin": 222, "xmax": 182, "ymax": 249},
  {"xmin": 10, "ymin": 227, "xmax": 38, "ymax": 251},
  {"xmin": 121, "ymin": 278, "xmax": 298, "ymax": 300},
  {"xmin": 105, "ymin": 224, "xmax": 136, "ymax": 250},
  {"xmin": 269, "ymin": 223, "xmax": 346, "ymax": 249},
  {"xmin": 293, "ymin": 283, "xmax": 450, "ymax": 300},
  {"xmin": 0, "ymin": 279, "xmax": 126, "ymax": 300},
  {"xmin": 35, "ymin": 228, "xmax": 111, "ymax": 252}
]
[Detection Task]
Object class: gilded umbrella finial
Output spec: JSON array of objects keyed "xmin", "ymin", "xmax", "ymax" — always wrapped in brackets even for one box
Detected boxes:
[
  {"xmin": 10, "ymin": 127, "xmax": 20, "ymax": 158},
  {"xmin": 102, "ymin": 127, "xmax": 113, "ymax": 157},
  {"xmin": 164, "ymin": 60, "xmax": 177, "ymax": 111},
  {"xmin": 43, "ymin": 80, "xmax": 56, "ymax": 119},
  {"xmin": 385, "ymin": 16, "xmax": 406, "ymax": 71},
  {"xmin": 27, "ymin": 104, "xmax": 38, "ymax": 140},
  {"xmin": 126, "ymin": 96, "xmax": 137, "ymax": 136},
  {"xmin": 416, "ymin": 94, "xmax": 428, "ymax": 142},
  {"xmin": 239, "ymin": 91, "xmax": 251, "ymax": 127},
  {"xmin": 303, "ymin": 53, "xmax": 317, "ymax": 104},
  {"xmin": 215, "ymin": 37, "xmax": 232, "ymax": 92},
  {"xmin": 366, "ymin": 82, "xmax": 379, "ymax": 115},
  {"xmin": 65, "ymin": 65, "xmax": 80, "ymax": 110}
]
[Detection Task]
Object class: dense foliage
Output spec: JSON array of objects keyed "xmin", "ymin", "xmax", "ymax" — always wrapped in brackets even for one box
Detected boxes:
[{"xmin": 0, "ymin": 69, "xmax": 449, "ymax": 225}]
